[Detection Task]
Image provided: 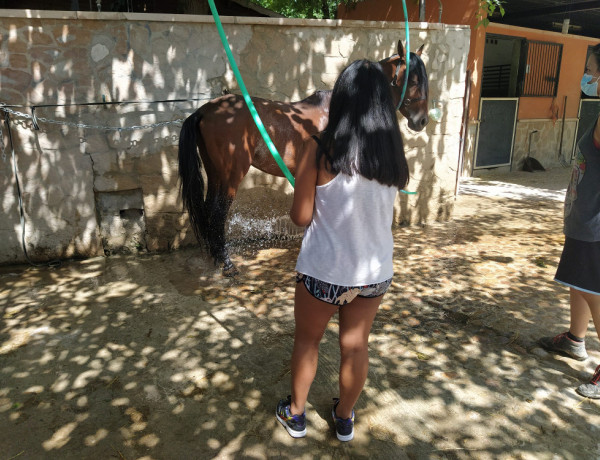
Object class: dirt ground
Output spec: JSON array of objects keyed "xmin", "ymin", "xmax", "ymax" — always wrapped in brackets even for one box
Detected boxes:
[{"xmin": 1, "ymin": 167, "xmax": 600, "ymax": 460}]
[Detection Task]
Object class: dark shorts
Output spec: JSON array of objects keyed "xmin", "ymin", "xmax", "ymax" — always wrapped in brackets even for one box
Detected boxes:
[
  {"xmin": 296, "ymin": 273, "xmax": 392, "ymax": 306},
  {"xmin": 555, "ymin": 237, "xmax": 600, "ymax": 295}
]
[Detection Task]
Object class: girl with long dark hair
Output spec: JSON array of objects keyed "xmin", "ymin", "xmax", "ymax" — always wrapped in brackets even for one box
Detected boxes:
[{"xmin": 276, "ymin": 59, "xmax": 410, "ymax": 441}]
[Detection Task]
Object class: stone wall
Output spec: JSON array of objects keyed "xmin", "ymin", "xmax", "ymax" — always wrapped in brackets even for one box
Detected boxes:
[
  {"xmin": 511, "ymin": 119, "xmax": 578, "ymax": 170},
  {"xmin": 0, "ymin": 10, "xmax": 470, "ymax": 264},
  {"xmin": 462, "ymin": 118, "xmax": 578, "ymax": 176}
]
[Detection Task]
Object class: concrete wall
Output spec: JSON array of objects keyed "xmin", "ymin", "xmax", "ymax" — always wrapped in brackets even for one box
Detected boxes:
[{"xmin": 0, "ymin": 10, "xmax": 470, "ymax": 264}]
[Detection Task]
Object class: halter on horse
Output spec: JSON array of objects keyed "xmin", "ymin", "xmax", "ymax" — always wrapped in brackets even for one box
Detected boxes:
[{"xmin": 178, "ymin": 40, "xmax": 429, "ymax": 275}]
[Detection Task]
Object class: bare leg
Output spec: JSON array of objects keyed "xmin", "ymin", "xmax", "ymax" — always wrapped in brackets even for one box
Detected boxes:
[
  {"xmin": 579, "ymin": 289, "xmax": 600, "ymax": 342},
  {"xmin": 290, "ymin": 282, "xmax": 338, "ymax": 416},
  {"xmin": 569, "ymin": 287, "xmax": 594, "ymax": 338},
  {"xmin": 335, "ymin": 295, "xmax": 382, "ymax": 419}
]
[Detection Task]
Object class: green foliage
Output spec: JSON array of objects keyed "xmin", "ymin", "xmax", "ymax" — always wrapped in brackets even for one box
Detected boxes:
[
  {"xmin": 253, "ymin": 0, "xmax": 364, "ymax": 19},
  {"xmin": 255, "ymin": 0, "xmax": 506, "ymax": 24},
  {"xmin": 476, "ymin": 0, "xmax": 505, "ymax": 29}
]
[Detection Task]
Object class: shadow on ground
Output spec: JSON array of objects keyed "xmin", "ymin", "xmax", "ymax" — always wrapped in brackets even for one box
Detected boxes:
[{"xmin": 1, "ymin": 168, "xmax": 599, "ymax": 459}]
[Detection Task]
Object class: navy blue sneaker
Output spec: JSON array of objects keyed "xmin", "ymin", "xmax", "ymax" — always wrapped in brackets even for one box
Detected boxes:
[
  {"xmin": 332, "ymin": 398, "xmax": 354, "ymax": 441},
  {"xmin": 276, "ymin": 395, "xmax": 306, "ymax": 438}
]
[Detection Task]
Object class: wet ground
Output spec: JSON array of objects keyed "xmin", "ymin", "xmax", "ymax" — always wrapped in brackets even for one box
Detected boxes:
[{"xmin": 1, "ymin": 167, "xmax": 600, "ymax": 459}]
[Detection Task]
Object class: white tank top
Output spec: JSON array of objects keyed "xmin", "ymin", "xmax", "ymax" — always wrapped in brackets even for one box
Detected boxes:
[{"xmin": 295, "ymin": 173, "xmax": 398, "ymax": 286}]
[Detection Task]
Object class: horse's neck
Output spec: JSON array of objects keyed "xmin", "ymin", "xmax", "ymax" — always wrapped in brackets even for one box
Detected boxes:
[
  {"xmin": 296, "ymin": 90, "xmax": 332, "ymax": 109},
  {"xmin": 320, "ymin": 91, "xmax": 333, "ymax": 106}
]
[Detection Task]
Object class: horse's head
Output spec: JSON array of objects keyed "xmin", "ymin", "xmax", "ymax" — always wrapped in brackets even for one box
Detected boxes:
[{"xmin": 380, "ymin": 41, "xmax": 429, "ymax": 132}]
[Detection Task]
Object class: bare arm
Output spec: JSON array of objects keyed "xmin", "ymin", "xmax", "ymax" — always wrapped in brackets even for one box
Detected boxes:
[
  {"xmin": 595, "ymin": 115, "xmax": 600, "ymax": 147},
  {"xmin": 290, "ymin": 140, "xmax": 318, "ymax": 227}
]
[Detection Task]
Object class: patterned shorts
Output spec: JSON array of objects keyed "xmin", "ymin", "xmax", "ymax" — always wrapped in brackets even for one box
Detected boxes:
[{"xmin": 296, "ymin": 273, "xmax": 392, "ymax": 306}]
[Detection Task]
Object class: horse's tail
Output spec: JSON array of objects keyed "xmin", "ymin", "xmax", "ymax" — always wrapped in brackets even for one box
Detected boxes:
[{"xmin": 178, "ymin": 110, "xmax": 209, "ymax": 248}]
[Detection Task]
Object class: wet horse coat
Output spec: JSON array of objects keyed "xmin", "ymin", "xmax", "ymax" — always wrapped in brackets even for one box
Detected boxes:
[{"xmin": 178, "ymin": 41, "xmax": 429, "ymax": 275}]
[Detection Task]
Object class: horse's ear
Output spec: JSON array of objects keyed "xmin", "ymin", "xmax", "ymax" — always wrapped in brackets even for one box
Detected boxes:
[
  {"xmin": 397, "ymin": 40, "xmax": 405, "ymax": 60},
  {"xmin": 415, "ymin": 44, "xmax": 425, "ymax": 57}
]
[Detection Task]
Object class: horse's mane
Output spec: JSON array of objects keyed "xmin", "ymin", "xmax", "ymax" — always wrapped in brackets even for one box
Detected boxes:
[{"xmin": 409, "ymin": 52, "xmax": 429, "ymax": 96}]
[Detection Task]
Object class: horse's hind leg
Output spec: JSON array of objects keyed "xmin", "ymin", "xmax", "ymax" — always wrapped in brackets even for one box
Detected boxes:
[
  {"xmin": 205, "ymin": 183, "xmax": 237, "ymax": 276},
  {"xmin": 199, "ymin": 113, "xmax": 252, "ymax": 277}
]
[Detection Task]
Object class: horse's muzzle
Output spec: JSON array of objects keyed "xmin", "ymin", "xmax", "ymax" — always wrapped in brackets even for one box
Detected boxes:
[{"xmin": 407, "ymin": 113, "xmax": 429, "ymax": 132}]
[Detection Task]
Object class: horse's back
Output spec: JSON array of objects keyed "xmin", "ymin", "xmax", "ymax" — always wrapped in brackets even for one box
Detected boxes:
[{"xmin": 194, "ymin": 91, "xmax": 330, "ymax": 177}]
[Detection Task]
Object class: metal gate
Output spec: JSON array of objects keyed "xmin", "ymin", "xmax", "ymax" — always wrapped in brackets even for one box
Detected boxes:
[{"xmin": 474, "ymin": 98, "xmax": 519, "ymax": 169}]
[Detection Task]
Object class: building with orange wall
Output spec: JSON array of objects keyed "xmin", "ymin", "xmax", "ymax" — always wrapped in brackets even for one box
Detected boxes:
[{"xmin": 339, "ymin": 0, "xmax": 599, "ymax": 175}]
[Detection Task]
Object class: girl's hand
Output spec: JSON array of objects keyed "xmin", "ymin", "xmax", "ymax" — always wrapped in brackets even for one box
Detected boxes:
[{"xmin": 290, "ymin": 140, "xmax": 318, "ymax": 227}]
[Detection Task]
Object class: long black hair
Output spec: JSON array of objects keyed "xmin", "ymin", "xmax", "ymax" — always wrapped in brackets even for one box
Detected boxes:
[{"xmin": 317, "ymin": 59, "xmax": 409, "ymax": 190}]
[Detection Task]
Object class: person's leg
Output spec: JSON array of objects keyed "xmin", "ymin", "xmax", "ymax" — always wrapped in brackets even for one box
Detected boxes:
[
  {"xmin": 580, "ymin": 289, "xmax": 600, "ymax": 341},
  {"xmin": 569, "ymin": 287, "xmax": 593, "ymax": 338},
  {"xmin": 335, "ymin": 295, "xmax": 382, "ymax": 419},
  {"xmin": 289, "ymin": 281, "xmax": 338, "ymax": 416},
  {"xmin": 575, "ymin": 290, "xmax": 600, "ymax": 399},
  {"xmin": 538, "ymin": 287, "xmax": 590, "ymax": 360}
]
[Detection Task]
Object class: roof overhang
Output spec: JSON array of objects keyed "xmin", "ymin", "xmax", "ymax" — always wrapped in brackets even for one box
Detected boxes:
[{"xmin": 490, "ymin": 0, "xmax": 600, "ymax": 39}]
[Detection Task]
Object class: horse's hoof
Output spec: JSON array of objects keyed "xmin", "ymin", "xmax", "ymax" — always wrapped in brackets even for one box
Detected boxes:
[{"xmin": 222, "ymin": 264, "xmax": 239, "ymax": 277}]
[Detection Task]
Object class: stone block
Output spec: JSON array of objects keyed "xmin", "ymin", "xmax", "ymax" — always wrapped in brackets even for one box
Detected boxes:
[
  {"xmin": 45, "ymin": 185, "xmax": 65, "ymax": 208},
  {"xmin": 8, "ymin": 53, "xmax": 28, "ymax": 70},
  {"xmin": 29, "ymin": 60, "xmax": 48, "ymax": 83},
  {"xmin": 115, "ymin": 152, "xmax": 137, "ymax": 173},
  {"xmin": 335, "ymin": 38, "xmax": 356, "ymax": 58},
  {"xmin": 90, "ymin": 42, "xmax": 110, "ymax": 64},
  {"xmin": 83, "ymin": 134, "xmax": 110, "ymax": 155},
  {"xmin": 53, "ymin": 25, "xmax": 82, "ymax": 46},
  {"xmin": 128, "ymin": 24, "xmax": 152, "ymax": 59},
  {"xmin": 140, "ymin": 175, "xmax": 181, "ymax": 214},
  {"xmin": 29, "ymin": 47, "xmax": 61, "ymax": 66},
  {"xmin": 94, "ymin": 174, "xmax": 140, "ymax": 192},
  {"xmin": 90, "ymin": 151, "xmax": 118, "ymax": 175},
  {"xmin": 320, "ymin": 73, "xmax": 338, "ymax": 88},
  {"xmin": 0, "ymin": 68, "xmax": 32, "ymax": 93},
  {"xmin": 323, "ymin": 57, "xmax": 345, "ymax": 75},
  {"xmin": 106, "ymin": 131, "xmax": 130, "ymax": 150},
  {"xmin": 135, "ymin": 151, "xmax": 168, "ymax": 175},
  {"xmin": 144, "ymin": 211, "xmax": 191, "ymax": 252},
  {"xmin": 0, "ymin": 88, "xmax": 26, "ymax": 105},
  {"xmin": 4, "ymin": 37, "xmax": 27, "ymax": 55},
  {"xmin": 27, "ymin": 28, "xmax": 55, "ymax": 46}
]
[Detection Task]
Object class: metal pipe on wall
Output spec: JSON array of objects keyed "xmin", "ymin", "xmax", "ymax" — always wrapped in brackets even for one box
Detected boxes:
[
  {"xmin": 420, "ymin": 0, "xmax": 426, "ymax": 21},
  {"xmin": 455, "ymin": 69, "xmax": 472, "ymax": 197},
  {"xmin": 558, "ymin": 95, "xmax": 568, "ymax": 163}
]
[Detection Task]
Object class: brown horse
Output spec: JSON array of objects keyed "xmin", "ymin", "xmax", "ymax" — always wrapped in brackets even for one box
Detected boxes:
[{"xmin": 179, "ymin": 40, "xmax": 429, "ymax": 275}]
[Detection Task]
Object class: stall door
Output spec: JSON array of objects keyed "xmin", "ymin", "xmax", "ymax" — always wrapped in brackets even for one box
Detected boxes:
[{"xmin": 475, "ymin": 98, "xmax": 519, "ymax": 169}]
